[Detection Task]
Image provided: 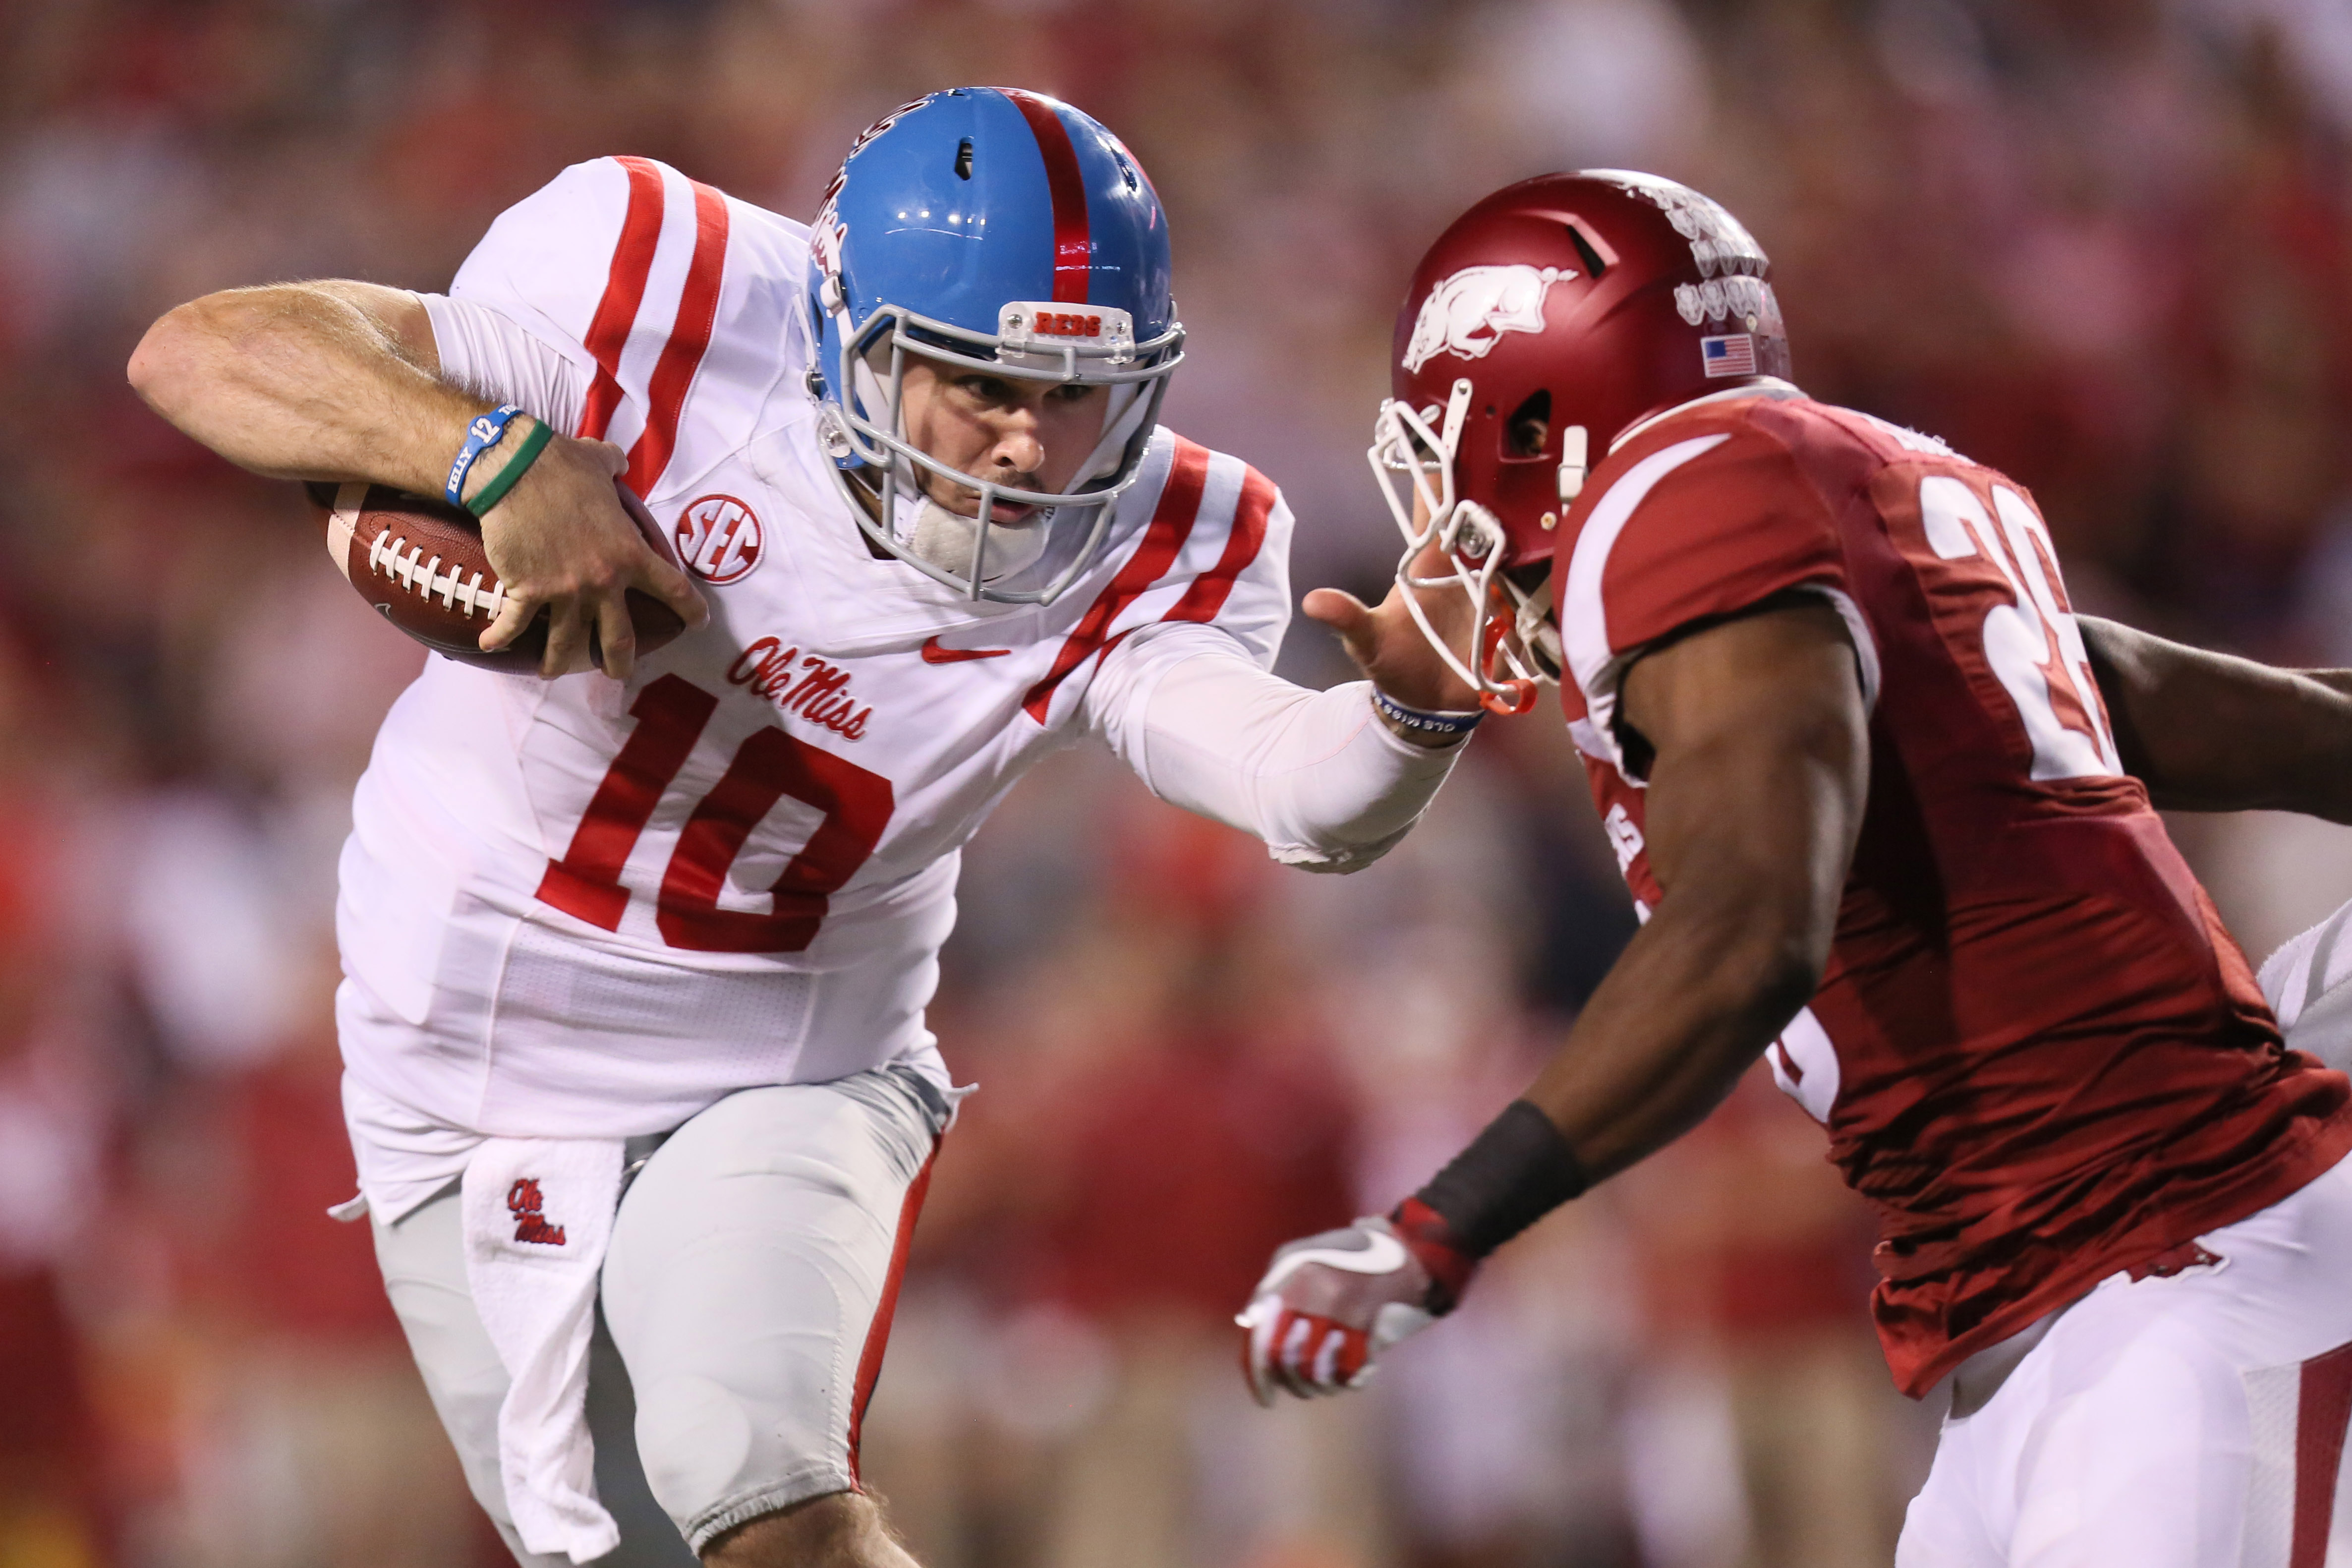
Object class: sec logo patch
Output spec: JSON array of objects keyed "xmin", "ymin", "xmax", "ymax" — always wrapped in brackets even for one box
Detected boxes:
[{"xmin": 674, "ymin": 495, "xmax": 763, "ymax": 584}]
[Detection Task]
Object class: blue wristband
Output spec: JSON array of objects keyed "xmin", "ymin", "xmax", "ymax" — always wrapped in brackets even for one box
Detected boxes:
[
  {"xmin": 1370, "ymin": 686, "xmax": 1484, "ymax": 739},
  {"xmin": 445, "ymin": 404, "xmax": 527, "ymax": 507}
]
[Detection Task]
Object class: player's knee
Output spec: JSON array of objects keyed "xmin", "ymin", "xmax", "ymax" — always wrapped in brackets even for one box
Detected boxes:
[
  {"xmin": 700, "ymin": 1490, "xmax": 888, "ymax": 1568},
  {"xmin": 633, "ymin": 1373, "xmax": 759, "ymax": 1521}
]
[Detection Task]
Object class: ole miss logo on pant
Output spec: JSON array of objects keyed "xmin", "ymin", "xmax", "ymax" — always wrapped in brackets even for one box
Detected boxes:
[
  {"xmin": 507, "ymin": 1178, "xmax": 569, "ymax": 1247},
  {"xmin": 675, "ymin": 494, "xmax": 763, "ymax": 584}
]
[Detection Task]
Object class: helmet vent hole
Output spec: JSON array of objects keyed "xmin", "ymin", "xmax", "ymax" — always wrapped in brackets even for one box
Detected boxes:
[
  {"xmin": 1505, "ymin": 390, "xmax": 1551, "ymax": 458},
  {"xmin": 1565, "ymin": 223, "xmax": 1607, "ymax": 278},
  {"xmin": 954, "ymin": 138, "xmax": 974, "ymax": 180}
]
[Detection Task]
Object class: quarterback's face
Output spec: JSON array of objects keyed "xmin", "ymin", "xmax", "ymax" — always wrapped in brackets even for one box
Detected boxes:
[{"xmin": 897, "ymin": 355, "xmax": 1109, "ymax": 520}]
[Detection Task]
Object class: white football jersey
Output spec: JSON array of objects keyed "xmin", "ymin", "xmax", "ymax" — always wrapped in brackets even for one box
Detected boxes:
[{"xmin": 338, "ymin": 157, "xmax": 1292, "ymax": 1142}]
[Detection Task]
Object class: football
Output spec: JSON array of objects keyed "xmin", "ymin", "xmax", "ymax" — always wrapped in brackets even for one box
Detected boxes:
[{"xmin": 307, "ymin": 481, "xmax": 688, "ymax": 673}]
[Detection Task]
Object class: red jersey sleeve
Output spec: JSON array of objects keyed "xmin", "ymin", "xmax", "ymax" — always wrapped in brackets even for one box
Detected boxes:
[{"xmin": 1555, "ymin": 413, "xmax": 1862, "ymax": 775}]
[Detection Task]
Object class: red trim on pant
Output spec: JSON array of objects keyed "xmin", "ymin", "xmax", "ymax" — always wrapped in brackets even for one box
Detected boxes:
[
  {"xmin": 2292, "ymin": 1340, "xmax": 2352, "ymax": 1568},
  {"xmin": 846, "ymin": 1141, "xmax": 939, "ymax": 1487}
]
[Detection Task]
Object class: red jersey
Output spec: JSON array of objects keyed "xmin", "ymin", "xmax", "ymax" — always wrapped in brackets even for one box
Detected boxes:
[{"xmin": 1553, "ymin": 390, "xmax": 2352, "ymax": 1396}]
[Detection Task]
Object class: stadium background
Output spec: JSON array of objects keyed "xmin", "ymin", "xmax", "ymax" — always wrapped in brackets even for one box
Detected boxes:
[{"xmin": 2, "ymin": 1, "xmax": 2350, "ymax": 1565}]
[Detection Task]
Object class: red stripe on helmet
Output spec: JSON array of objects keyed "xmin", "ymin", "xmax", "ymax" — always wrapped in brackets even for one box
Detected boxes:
[
  {"xmin": 577, "ymin": 157, "xmax": 668, "ymax": 442},
  {"xmin": 1021, "ymin": 438, "xmax": 1211, "ymax": 723},
  {"xmin": 625, "ymin": 176, "xmax": 730, "ymax": 496},
  {"xmin": 1002, "ymin": 89, "xmax": 1091, "ymax": 304}
]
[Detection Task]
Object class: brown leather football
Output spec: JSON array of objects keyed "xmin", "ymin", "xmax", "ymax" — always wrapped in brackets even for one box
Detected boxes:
[{"xmin": 307, "ymin": 481, "xmax": 688, "ymax": 673}]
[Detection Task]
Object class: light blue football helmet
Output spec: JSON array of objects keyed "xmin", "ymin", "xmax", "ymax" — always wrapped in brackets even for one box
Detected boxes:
[{"xmin": 804, "ymin": 87, "xmax": 1185, "ymax": 603}]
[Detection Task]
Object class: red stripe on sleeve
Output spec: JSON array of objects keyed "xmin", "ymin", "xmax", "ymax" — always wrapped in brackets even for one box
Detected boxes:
[
  {"xmin": 576, "ymin": 157, "xmax": 668, "ymax": 442},
  {"xmin": 1002, "ymin": 89, "xmax": 1092, "ymax": 304},
  {"xmin": 1161, "ymin": 462, "xmax": 1274, "ymax": 625},
  {"xmin": 846, "ymin": 1140, "xmax": 938, "ymax": 1487},
  {"xmin": 624, "ymin": 177, "xmax": 730, "ymax": 496},
  {"xmin": 1021, "ymin": 438, "xmax": 1212, "ymax": 723},
  {"xmin": 2291, "ymin": 1341, "xmax": 2352, "ymax": 1568}
]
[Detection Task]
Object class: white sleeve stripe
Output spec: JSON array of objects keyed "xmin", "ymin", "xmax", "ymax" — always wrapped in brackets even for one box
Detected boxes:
[
  {"xmin": 1561, "ymin": 433, "xmax": 1731, "ymax": 767},
  {"xmin": 575, "ymin": 158, "xmax": 728, "ymax": 468},
  {"xmin": 1020, "ymin": 434, "xmax": 1212, "ymax": 722},
  {"xmin": 600, "ymin": 163, "xmax": 711, "ymax": 458},
  {"xmin": 576, "ymin": 157, "xmax": 671, "ymax": 444}
]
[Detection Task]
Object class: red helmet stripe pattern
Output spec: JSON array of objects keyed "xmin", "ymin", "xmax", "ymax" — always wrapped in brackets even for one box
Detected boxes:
[
  {"xmin": 1003, "ymin": 89, "xmax": 1092, "ymax": 303},
  {"xmin": 577, "ymin": 157, "xmax": 668, "ymax": 442}
]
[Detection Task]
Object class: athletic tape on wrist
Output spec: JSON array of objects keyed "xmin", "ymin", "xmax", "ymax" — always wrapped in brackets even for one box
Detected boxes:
[
  {"xmin": 446, "ymin": 404, "xmax": 526, "ymax": 507},
  {"xmin": 1411, "ymin": 1100, "xmax": 1588, "ymax": 1259},
  {"xmin": 1370, "ymin": 686, "xmax": 1484, "ymax": 739},
  {"xmin": 462, "ymin": 419, "xmax": 554, "ymax": 518}
]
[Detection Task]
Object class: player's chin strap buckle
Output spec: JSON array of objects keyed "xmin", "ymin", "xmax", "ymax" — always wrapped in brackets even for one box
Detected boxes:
[
  {"xmin": 1476, "ymin": 600, "xmax": 1540, "ymax": 715},
  {"xmin": 1480, "ymin": 682, "xmax": 1539, "ymax": 717}
]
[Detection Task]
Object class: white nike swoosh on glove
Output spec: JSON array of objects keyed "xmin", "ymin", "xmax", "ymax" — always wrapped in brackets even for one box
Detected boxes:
[{"xmin": 1254, "ymin": 1227, "xmax": 1409, "ymax": 1294}]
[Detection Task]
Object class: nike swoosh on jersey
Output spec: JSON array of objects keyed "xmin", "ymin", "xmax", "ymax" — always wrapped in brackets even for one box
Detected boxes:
[
  {"xmin": 920, "ymin": 636, "xmax": 1012, "ymax": 664},
  {"xmin": 1256, "ymin": 1228, "xmax": 1410, "ymax": 1293}
]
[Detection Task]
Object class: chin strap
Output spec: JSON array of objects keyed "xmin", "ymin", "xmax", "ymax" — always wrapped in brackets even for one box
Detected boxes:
[{"xmin": 1476, "ymin": 591, "xmax": 1541, "ymax": 715}]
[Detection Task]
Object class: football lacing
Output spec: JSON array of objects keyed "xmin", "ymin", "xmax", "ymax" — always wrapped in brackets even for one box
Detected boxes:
[{"xmin": 366, "ymin": 529, "xmax": 507, "ymax": 621}]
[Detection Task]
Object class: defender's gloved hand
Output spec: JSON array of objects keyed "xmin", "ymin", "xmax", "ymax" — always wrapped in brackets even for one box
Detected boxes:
[{"xmin": 1236, "ymin": 1199, "xmax": 1475, "ymax": 1404}]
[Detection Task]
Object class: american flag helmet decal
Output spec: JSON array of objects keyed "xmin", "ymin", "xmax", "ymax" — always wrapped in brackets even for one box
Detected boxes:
[{"xmin": 1701, "ymin": 333, "xmax": 1758, "ymax": 377}]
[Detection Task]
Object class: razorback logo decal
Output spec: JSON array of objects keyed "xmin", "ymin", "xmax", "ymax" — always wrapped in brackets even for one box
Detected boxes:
[
  {"xmin": 1402, "ymin": 264, "xmax": 1569, "ymax": 372},
  {"xmin": 507, "ymin": 1178, "xmax": 569, "ymax": 1247}
]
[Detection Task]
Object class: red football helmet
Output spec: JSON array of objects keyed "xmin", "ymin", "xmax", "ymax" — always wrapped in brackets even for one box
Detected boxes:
[{"xmin": 1371, "ymin": 171, "xmax": 1793, "ymax": 713}]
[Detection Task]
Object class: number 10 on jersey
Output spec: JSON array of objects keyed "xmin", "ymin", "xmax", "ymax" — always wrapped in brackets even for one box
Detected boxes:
[{"xmin": 535, "ymin": 675, "xmax": 895, "ymax": 953}]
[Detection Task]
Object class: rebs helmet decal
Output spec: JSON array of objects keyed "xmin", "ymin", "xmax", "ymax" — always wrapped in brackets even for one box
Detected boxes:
[{"xmin": 1370, "ymin": 171, "xmax": 1793, "ymax": 714}]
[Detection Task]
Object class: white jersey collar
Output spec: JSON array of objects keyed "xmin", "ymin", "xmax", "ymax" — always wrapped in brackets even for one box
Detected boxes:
[{"xmin": 1608, "ymin": 377, "xmax": 1804, "ymax": 456}]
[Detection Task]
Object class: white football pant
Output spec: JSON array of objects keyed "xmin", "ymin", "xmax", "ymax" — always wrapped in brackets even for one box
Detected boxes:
[
  {"xmin": 371, "ymin": 1069, "xmax": 946, "ymax": 1565},
  {"xmin": 1897, "ymin": 1149, "xmax": 2352, "ymax": 1567}
]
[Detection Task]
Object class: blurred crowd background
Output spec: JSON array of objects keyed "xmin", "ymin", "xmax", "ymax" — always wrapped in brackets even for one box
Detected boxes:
[{"xmin": 2, "ymin": 1, "xmax": 2351, "ymax": 1565}]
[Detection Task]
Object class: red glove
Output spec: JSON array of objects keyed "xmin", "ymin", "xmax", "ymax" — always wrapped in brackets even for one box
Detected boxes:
[{"xmin": 1236, "ymin": 1198, "xmax": 1476, "ymax": 1404}]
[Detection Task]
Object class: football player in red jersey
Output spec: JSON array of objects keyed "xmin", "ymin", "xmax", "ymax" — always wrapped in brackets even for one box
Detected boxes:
[{"xmin": 1240, "ymin": 172, "xmax": 2352, "ymax": 1565}]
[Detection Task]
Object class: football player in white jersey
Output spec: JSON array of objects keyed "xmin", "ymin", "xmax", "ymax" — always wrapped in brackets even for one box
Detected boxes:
[{"xmin": 127, "ymin": 89, "xmax": 1491, "ymax": 1568}]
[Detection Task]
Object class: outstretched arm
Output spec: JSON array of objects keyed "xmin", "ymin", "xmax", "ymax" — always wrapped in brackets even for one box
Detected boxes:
[
  {"xmin": 1240, "ymin": 600, "xmax": 1869, "ymax": 1399},
  {"xmin": 127, "ymin": 282, "xmax": 701, "ymax": 678},
  {"xmin": 2078, "ymin": 617, "xmax": 2352, "ymax": 821},
  {"xmin": 1087, "ymin": 541, "xmax": 1487, "ymax": 873}
]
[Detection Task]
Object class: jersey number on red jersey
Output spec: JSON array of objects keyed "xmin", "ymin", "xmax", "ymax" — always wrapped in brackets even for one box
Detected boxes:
[
  {"xmin": 1916, "ymin": 475, "xmax": 2121, "ymax": 781},
  {"xmin": 535, "ymin": 675, "xmax": 897, "ymax": 952}
]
